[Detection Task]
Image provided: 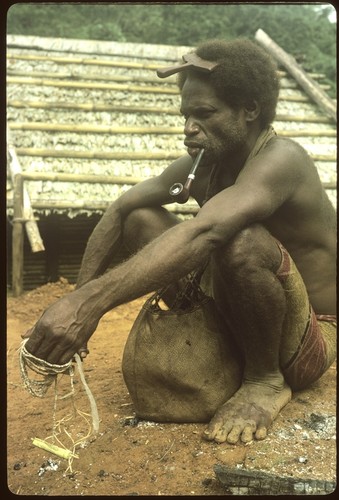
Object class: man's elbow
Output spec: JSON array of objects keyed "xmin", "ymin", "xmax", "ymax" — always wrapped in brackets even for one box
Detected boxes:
[{"xmin": 185, "ymin": 218, "xmax": 225, "ymax": 253}]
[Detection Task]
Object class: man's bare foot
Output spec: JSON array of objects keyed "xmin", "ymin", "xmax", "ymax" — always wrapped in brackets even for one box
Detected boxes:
[{"xmin": 203, "ymin": 380, "xmax": 292, "ymax": 444}]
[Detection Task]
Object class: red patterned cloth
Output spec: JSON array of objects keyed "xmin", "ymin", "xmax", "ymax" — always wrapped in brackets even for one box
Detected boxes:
[{"xmin": 275, "ymin": 241, "xmax": 336, "ymax": 390}]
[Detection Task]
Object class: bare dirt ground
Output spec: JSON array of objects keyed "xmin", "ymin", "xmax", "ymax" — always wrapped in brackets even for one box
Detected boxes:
[{"xmin": 7, "ymin": 279, "xmax": 336, "ymax": 496}]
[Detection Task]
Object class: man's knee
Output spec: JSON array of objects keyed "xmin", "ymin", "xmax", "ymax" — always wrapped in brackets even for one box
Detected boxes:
[
  {"xmin": 123, "ymin": 207, "xmax": 180, "ymax": 252},
  {"xmin": 213, "ymin": 224, "xmax": 281, "ymax": 275}
]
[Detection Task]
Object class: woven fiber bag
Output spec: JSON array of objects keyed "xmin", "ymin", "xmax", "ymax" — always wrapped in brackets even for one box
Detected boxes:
[{"xmin": 122, "ymin": 275, "xmax": 242, "ymax": 423}]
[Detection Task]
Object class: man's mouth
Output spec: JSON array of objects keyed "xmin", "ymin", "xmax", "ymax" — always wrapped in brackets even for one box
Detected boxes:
[{"xmin": 185, "ymin": 143, "xmax": 205, "ymax": 157}]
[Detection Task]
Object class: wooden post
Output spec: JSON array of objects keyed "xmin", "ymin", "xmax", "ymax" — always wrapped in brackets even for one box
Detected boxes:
[
  {"xmin": 7, "ymin": 126, "xmax": 45, "ymax": 253},
  {"xmin": 12, "ymin": 174, "xmax": 24, "ymax": 296},
  {"xmin": 255, "ymin": 29, "xmax": 336, "ymax": 123}
]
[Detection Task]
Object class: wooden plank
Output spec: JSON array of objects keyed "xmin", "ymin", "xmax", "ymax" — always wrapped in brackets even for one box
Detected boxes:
[
  {"xmin": 255, "ymin": 29, "xmax": 336, "ymax": 122},
  {"xmin": 214, "ymin": 464, "xmax": 335, "ymax": 495}
]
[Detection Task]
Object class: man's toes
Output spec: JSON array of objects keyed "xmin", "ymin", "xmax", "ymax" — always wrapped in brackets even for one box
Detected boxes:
[
  {"xmin": 202, "ymin": 429, "xmax": 216, "ymax": 441},
  {"xmin": 255, "ymin": 426, "xmax": 268, "ymax": 440},
  {"xmin": 226, "ymin": 425, "xmax": 242, "ymax": 444},
  {"xmin": 202, "ymin": 424, "xmax": 219, "ymax": 441},
  {"xmin": 203, "ymin": 414, "xmax": 228, "ymax": 441},
  {"xmin": 213, "ymin": 427, "xmax": 229, "ymax": 443},
  {"xmin": 241, "ymin": 424, "xmax": 255, "ymax": 443}
]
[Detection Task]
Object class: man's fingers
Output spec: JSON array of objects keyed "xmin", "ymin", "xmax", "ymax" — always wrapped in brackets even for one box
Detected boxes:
[
  {"xmin": 21, "ymin": 327, "xmax": 34, "ymax": 339},
  {"xmin": 78, "ymin": 347, "xmax": 89, "ymax": 360}
]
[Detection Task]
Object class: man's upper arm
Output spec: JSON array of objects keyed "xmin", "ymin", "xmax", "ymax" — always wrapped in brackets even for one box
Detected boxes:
[{"xmin": 195, "ymin": 140, "xmax": 305, "ymax": 242}]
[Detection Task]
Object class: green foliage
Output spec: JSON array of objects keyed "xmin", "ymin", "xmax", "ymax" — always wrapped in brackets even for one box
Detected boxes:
[{"xmin": 7, "ymin": 2, "xmax": 336, "ymax": 94}]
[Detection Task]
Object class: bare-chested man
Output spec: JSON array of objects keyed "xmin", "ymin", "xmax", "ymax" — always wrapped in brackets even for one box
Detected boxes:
[{"xmin": 23, "ymin": 39, "xmax": 336, "ymax": 445}]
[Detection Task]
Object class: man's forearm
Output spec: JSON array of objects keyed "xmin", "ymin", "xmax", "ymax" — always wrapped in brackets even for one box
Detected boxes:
[{"xmin": 79, "ymin": 217, "xmax": 215, "ymax": 318}]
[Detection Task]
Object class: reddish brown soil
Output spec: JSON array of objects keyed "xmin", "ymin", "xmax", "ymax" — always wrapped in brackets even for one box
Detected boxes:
[{"xmin": 7, "ymin": 279, "xmax": 336, "ymax": 496}]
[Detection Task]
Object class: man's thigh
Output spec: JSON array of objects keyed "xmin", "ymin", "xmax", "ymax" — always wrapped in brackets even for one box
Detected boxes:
[{"xmin": 123, "ymin": 206, "xmax": 182, "ymax": 252}]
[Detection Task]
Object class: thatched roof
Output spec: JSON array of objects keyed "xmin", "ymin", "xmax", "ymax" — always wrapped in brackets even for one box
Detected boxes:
[{"xmin": 7, "ymin": 34, "xmax": 337, "ymax": 220}]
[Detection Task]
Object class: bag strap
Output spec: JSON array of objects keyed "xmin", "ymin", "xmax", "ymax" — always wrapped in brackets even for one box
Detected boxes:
[{"xmin": 148, "ymin": 269, "xmax": 207, "ymax": 312}]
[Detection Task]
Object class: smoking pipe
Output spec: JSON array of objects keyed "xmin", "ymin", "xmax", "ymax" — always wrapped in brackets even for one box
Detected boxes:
[{"xmin": 169, "ymin": 149, "xmax": 205, "ymax": 204}]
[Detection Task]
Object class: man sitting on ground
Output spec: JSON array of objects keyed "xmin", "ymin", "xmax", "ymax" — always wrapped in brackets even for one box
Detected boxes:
[{"xmin": 23, "ymin": 38, "xmax": 336, "ymax": 445}]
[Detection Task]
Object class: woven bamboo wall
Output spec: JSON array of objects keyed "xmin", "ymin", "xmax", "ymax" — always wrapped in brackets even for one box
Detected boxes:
[{"xmin": 6, "ymin": 35, "xmax": 336, "ymax": 291}]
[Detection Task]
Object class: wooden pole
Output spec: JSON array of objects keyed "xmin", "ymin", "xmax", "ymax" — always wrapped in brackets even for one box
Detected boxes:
[
  {"xmin": 7, "ymin": 52, "xmax": 163, "ymax": 70},
  {"xmin": 8, "ymin": 122, "xmax": 336, "ymax": 137},
  {"xmin": 7, "ymin": 69, "xmax": 177, "ymax": 85},
  {"xmin": 14, "ymin": 147, "xmax": 336, "ymax": 163},
  {"xmin": 7, "ymin": 76, "xmax": 179, "ymax": 95},
  {"xmin": 255, "ymin": 29, "xmax": 336, "ymax": 123},
  {"xmin": 8, "ymin": 99, "xmax": 180, "ymax": 116},
  {"xmin": 9, "ymin": 123, "xmax": 184, "ymax": 135},
  {"xmin": 8, "ymin": 199, "xmax": 200, "ymax": 215},
  {"xmin": 7, "ymin": 68, "xmax": 331, "ymax": 90},
  {"xmin": 15, "ymin": 148, "xmax": 185, "ymax": 161},
  {"xmin": 12, "ymin": 174, "xmax": 24, "ymax": 297},
  {"xmin": 6, "ymin": 53, "xmax": 328, "ymax": 81},
  {"xmin": 8, "ymin": 100, "xmax": 334, "ymax": 123},
  {"xmin": 7, "ymin": 76, "xmax": 309, "ymax": 102},
  {"xmin": 19, "ymin": 172, "xmax": 336, "ymax": 189},
  {"xmin": 22, "ymin": 172, "xmax": 145, "ymax": 185},
  {"xmin": 7, "ymin": 127, "xmax": 45, "ymax": 253}
]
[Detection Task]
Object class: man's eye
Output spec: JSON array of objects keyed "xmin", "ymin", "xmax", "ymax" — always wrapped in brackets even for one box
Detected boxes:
[{"xmin": 198, "ymin": 110, "xmax": 213, "ymax": 118}]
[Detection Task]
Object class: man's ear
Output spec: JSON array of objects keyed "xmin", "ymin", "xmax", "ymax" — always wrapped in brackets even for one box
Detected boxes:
[{"xmin": 244, "ymin": 100, "xmax": 260, "ymax": 122}]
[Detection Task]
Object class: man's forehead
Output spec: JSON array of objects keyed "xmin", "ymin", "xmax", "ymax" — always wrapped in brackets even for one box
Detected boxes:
[
  {"xmin": 181, "ymin": 74, "xmax": 219, "ymax": 99},
  {"xmin": 180, "ymin": 80, "xmax": 222, "ymax": 112}
]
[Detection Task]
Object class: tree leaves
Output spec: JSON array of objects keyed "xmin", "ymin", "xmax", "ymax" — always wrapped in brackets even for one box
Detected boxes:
[{"xmin": 7, "ymin": 3, "xmax": 336, "ymax": 95}]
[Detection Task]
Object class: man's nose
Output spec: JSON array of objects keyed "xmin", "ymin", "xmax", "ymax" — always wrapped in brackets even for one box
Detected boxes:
[{"xmin": 184, "ymin": 117, "xmax": 200, "ymax": 136}]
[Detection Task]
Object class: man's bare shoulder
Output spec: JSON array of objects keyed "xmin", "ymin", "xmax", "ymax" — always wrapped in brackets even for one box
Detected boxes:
[
  {"xmin": 261, "ymin": 136, "xmax": 335, "ymax": 238},
  {"xmin": 263, "ymin": 135, "xmax": 312, "ymax": 166},
  {"xmin": 238, "ymin": 136, "xmax": 312, "ymax": 193},
  {"xmin": 247, "ymin": 135, "xmax": 318, "ymax": 190}
]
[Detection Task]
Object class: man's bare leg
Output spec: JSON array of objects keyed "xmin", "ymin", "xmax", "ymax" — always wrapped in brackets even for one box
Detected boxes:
[{"xmin": 203, "ymin": 224, "xmax": 292, "ymax": 444}]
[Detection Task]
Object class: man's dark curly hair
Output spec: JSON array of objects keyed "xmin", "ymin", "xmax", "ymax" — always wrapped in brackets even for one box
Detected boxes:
[{"xmin": 177, "ymin": 38, "xmax": 279, "ymax": 128}]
